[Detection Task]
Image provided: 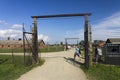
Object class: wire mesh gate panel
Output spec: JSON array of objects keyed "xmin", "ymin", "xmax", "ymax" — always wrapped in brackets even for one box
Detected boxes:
[{"xmin": 23, "ymin": 28, "xmax": 33, "ymax": 66}]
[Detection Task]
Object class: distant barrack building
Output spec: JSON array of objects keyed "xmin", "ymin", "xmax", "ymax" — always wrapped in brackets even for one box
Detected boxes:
[
  {"xmin": 0, "ymin": 37, "xmax": 46, "ymax": 49},
  {"xmin": 104, "ymin": 38, "xmax": 120, "ymax": 65}
]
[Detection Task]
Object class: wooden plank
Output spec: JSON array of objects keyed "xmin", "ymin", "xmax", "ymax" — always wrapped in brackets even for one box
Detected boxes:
[{"xmin": 31, "ymin": 13, "xmax": 91, "ymax": 18}]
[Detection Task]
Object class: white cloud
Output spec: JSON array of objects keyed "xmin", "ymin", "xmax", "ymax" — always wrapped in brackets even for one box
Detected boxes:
[
  {"xmin": 0, "ymin": 29, "xmax": 22, "ymax": 39},
  {"xmin": 0, "ymin": 28, "xmax": 49, "ymax": 42},
  {"xmin": 64, "ymin": 12, "xmax": 120, "ymax": 42},
  {"xmin": 38, "ymin": 34, "xmax": 49, "ymax": 42},
  {"xmin": 0, "ymin": 20, "xmax": 7, "ymax": 25},
  {"xmin": 11, "ymin": 24, "xmax": 23, "ymax": 28},
  {"xmin": 92, "ymin": 12, "xmax": 120, "ymax": 40}
]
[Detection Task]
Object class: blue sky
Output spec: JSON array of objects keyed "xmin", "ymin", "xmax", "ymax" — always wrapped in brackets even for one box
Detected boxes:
[{"xmin": 0, "ymin": 0, "xmax": 120, "ymax": 44}]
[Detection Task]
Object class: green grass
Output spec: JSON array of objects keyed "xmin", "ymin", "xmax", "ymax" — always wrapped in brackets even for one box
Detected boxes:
[
  {"xmin": 39, "ymin": 46, "xmax": 64, "ymax": 53},
  {"xmin": 0, "ymin": 49, "xmax": 23, "ymax": 53},
  {"xmin": 0, "ymin": 55, "xmax": 44, "ymax": 80},
  {"xmin": 0, "ymin": 46, "xmax": 64, "ymax": 53},
  {"xmin": 81, "ymin": 64, "xmax": 120, "ymax": 80}
]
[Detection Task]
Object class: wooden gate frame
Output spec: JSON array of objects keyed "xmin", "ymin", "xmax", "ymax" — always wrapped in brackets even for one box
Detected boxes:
[
  {"xmin": 31, "ymin": 13, "xmax": 91, "ymax": 68},
  {"xmin": 65, "ymin": 38, "xmax": 80, "ymax": 50}
]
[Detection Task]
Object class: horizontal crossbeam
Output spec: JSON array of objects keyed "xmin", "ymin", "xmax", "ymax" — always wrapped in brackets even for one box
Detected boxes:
[
  {"xmin": 23, "ymin": 32, "xmax": 33, "ymax": 34},
  {"xmin": 31, "ymin": 13, "xmax": 91, "ymax": 18}
]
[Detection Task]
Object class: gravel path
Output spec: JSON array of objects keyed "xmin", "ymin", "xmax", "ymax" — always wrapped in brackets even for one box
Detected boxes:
[{"xmin": 17, "ymin": 49, "xmax": 88, "ymax": 80}]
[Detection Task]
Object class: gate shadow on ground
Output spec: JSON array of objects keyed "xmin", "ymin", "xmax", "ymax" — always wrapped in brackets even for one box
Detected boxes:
[{"xmin": 63, "ymin": 57, "xmax": 84, "ymax": 68}]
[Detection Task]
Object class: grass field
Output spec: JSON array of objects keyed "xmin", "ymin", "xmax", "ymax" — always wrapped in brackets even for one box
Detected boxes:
[
  {"xmin": 39, "ymin": 46, "xmax": 64, "ymax": 53},
  {"xmin": 81, "ymin": 64, "xmax": 120, "ymax": 80},
  {"xmin": 0, "ymin": 55, "xmax": 44, "ymax": 80},
  {"xmin": 0, "ymin": 46, "xmax": 64, "ymax": 53}
]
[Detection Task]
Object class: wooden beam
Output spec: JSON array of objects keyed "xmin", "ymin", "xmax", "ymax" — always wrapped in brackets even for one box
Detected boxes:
[
  {"xmin": 31, "ymin": 13, "xmax": 91, "ymax": 18},
  {"xmin": 84, "ymin": 15, "xmax": 89, "ymax": 68},
  {"xmin": 23, "ymin": 32, "xmax": 33, "ymax": 34}
]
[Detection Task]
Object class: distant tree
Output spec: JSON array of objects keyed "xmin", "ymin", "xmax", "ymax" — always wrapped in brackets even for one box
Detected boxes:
[
  {"xmin": 79, "ymin": 40, "xmax": 84, "ymax": 46},
  {"xmin": 60, "ymin": 42, "xmax": 63, "ymax": 46}
]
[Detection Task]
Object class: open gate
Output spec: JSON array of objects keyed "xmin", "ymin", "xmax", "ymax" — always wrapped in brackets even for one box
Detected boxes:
[{"xmin": 23, "ymin": 25, "xmax": 33, "ymax": 66}]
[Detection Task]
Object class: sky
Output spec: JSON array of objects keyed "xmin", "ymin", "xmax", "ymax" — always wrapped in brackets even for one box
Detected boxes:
[{"xmin": 0, "ymin": 0, "xmax": 120, "ymax": 44}]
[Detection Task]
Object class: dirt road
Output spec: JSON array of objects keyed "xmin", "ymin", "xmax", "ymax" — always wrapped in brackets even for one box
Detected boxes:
[{"xmin": 17, "ymin": 49, "xmax": 87, "ymax": 80}]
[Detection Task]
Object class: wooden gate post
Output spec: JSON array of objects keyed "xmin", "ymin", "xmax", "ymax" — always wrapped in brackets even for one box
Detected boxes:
[
  {"xmin": 65, "ymin": 38, "xmax": 68, "ymax": 51},
  {"xmin": 32, "ymin": 18, "xmax": 39, "ymax": 64},
  {"xmin": 84, "ymin": 15, "xmax": 89, "ymax": 68}
]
